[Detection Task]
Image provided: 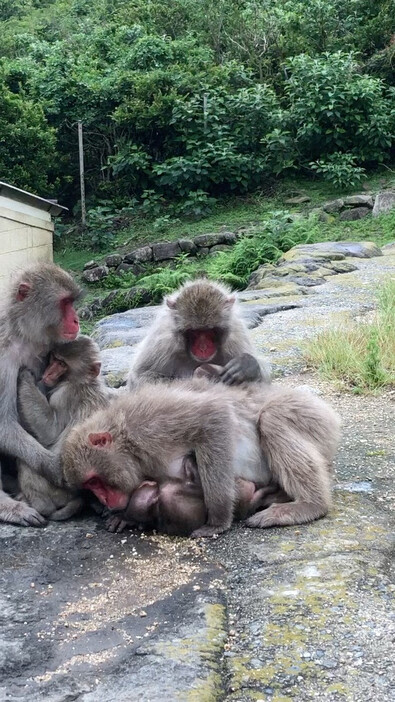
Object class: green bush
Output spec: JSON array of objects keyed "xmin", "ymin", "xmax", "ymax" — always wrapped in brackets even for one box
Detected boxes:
[{"xmin": 286, "ymin": 52, "xmax": 393, "ymax": 165}]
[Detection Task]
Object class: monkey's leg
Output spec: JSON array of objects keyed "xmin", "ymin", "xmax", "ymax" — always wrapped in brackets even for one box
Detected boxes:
[
  {"xmin": 248, "ymin": 421, "xmax": 331, "ymax": 529},
  {"xmin": 50, "ymin": 497, "xmax": 84, "ymax": 521}
]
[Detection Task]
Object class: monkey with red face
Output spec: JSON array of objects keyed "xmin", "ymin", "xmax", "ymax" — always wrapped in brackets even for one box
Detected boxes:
[
  {"xmin": 127, "ymin": 279, "xmax": 270, "ymax": 388},
  {"xmin": 62, "ymin": 379, "xmax": 340, "ymax": 538},
  {"xmin": 0, "ymin": 263, "xmax": 81, "ymax": 526}
]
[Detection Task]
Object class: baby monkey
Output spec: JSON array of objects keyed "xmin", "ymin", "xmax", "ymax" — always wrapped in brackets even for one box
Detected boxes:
[
  {"xmin": 109, "ymin": 453, "xmax": 289, "ymax": 536},
  {"xmin": 18, "ymin": 336, "xmax": 111, "ymax": 520}
]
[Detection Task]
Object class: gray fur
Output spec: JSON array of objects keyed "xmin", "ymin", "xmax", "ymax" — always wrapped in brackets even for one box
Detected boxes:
[
  {"xmin": 62, "ymin": 380, "xmax": 341, "ymax": 537},
  {"xmin": 127, "ymin": 279, "xmax": 270, "ymax": 387},
  {"xmin": 0, "ymin": 263, "xmax": 81, "ymax": 526},
  {"xmin": 18, "ymin": 336, "xmax": 113, "ymax": 519}
]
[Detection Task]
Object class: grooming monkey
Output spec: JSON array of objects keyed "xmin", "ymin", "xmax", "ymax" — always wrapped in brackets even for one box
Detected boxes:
[
  {"xmin": 17, "ymin": 336, "xmax": 113, "ymax": 520},
  {"xmin": 127, "ymin": 278, "xmax": 270, "ymax": 388},
  {"xmin": 62, "ymin": 380, "xmax": 341, "ymax": 538},
  {"xmin": 0, "ymin": 263, "xmax": 81, "ymax": 526}
]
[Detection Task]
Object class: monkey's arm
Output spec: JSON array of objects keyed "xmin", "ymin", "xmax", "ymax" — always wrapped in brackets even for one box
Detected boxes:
[
  {"xmin": 0, "ymin": 362, "xmax": 62, "ymax": 486},
  {"xmin": 18, "ymin": 368, "xmax": 62, "ymax": 446},
  {"xmin": 191, "ymin": 403, "xmax": 236, "ymax": 538}
]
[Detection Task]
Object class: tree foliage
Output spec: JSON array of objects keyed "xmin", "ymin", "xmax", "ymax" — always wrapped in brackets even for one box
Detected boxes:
[{"xmin": 0, "ymin": 0, "xmax": 394, "ymax": 207}]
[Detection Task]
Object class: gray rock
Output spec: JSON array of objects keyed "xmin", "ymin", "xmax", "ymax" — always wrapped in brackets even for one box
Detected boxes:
[
  {"xmin": 343, "ymin": 194, "xmax": 374, "ymax": 208},
  {"xmin": 372, "ymin": 190, "xmax": 395, "ymax": 217},
  {"xmin": 124, "ymin": 246, "xmax": 153, "ymax": 263},
  {"xmin": 222, "ymin": 231, "xmax": 238, "ymax": 245},
  {"xmin": 83, "ymin": 260, "xmax": 99, "ymax": 270},
  {"xmin": 193, "ymin": 232, "xmax": 228, "ymax": 247},
  {"xmin": 125, "ymin": 286, "xmax": 153, "ymax": 306},
  {"xmin": 288, "ymin": 275, "xmax": 326, "ymax": 287},
  {"xmin": 198, "ymin": 247, "xmax": 210, "ymax": 256},
  {"xmin": 322, "ymin": 198, "xmax": 344, "ymax": 213},
  {"xmin": 152, "ymin": 241, "xmax": 181, "ymax": 261},
  {"xmin": 280, "ymin": 241, "xmax": 382, "ymax": 262},
  {"xmin": 178, "ymin": 239, "xmax": 198, "ymax": 255},
  {"xmin": 284, "ymin": 196, "xmax": 311, "ymax": 205},
  {"xmin": 339, "ymin": 207, "xmax": 371, "ymax": 221},
  {"xmin": 105, "ymin": 254, "xmax": 123, "ymax": 268},
  {"xmin": 324, "ymin": 260, "xmax": 358, "ymax": 274},
  {"xmin": 82, "ymin": 265, "xmax": 109, "ymax": 283},
  {"xmin": 115, "ymin": 262, "xmax": 144, "ymax": 276}
]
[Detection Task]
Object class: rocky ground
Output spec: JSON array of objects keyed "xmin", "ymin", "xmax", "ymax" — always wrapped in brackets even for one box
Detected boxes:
[{"xmin": 1, "ymin": 242, "xmax": 394, "ymax": 702}]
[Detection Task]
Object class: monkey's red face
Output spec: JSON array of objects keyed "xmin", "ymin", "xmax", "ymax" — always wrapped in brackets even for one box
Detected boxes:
[
  {"xmin": 42, "ymin": 355, "xmax": 68, "ymax": 387},
  {"xmin": 186, "ymin": 329, "xmax": 218, "ymax": 362},
  {"xmin": 83, "ymin": 471, "xmax": 129, "ymax": 510},
  {"xmin": 59, "ymin": 297, "xmax": 80, "ymax": 341}
]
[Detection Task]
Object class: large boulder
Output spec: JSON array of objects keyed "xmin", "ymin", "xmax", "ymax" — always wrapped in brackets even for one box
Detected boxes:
[
  {"xmin": 372, "ymin": 190, "xmax": 395, "ymax": 217},
  {"xmin": 105, "ymin": 254, "xmax": 123, "ymax": 268},
  {"xmin": 279, "ymin": 241, "xmax": 382, "ymax": 262}
]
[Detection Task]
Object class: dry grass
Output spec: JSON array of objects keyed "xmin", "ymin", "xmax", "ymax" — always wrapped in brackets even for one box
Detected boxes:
[{"xmin": 305, "ymin": 278, "xmax": 395, "ymax": 392}]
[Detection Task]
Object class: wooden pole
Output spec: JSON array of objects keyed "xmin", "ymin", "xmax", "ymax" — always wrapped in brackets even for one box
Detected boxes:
[
  {"xmin": 203, "ymin": 93, "xmax": 208, "ymax": 133},
  {"xmin": 77, "ymin": 120, "xmax": 86, "ymax": 226}
]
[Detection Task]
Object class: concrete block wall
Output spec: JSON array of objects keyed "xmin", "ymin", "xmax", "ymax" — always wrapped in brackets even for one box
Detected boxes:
[{"xmin": 0, "ymin": 198, "xmax": 53, "ymax": 292}]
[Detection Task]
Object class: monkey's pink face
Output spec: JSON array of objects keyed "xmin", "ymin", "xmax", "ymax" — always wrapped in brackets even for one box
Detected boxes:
[
  {"xmin": 59, "ymin": 297, "xmax": 80, "ymax": 340},
  {"xmin": 186, "ymin": 329, "xmax": 218, "ymax": 362},
  {"xmin": 83, "ymin": 471, "xmax": 129, "ymax": 510}
]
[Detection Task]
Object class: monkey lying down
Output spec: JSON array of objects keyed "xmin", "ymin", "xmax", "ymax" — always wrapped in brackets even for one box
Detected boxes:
[{"xmin": 62, "ymin": 374, "xmax": 341, "ymax": 538}]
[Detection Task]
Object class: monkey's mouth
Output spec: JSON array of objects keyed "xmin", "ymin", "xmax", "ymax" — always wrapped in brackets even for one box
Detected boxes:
[{"xmin": 187, "ymin": 330, "xmax": 218, "ymax": 362}]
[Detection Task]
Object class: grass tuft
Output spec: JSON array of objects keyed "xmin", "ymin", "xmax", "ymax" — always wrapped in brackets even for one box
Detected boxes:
[{"xmin": 305, "ymin": 278, "xmax": 395, "ymax": 391}]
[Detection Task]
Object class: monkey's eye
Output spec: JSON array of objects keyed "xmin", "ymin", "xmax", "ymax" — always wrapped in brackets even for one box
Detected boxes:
[{"xmin": 85, "ymin": 477, "xmax": 102, "ymax": 489}]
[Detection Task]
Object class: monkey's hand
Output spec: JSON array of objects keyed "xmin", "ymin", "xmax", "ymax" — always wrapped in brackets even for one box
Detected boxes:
[
  {"xmin": 18, "ymin": 366, "xmax": 36, "ymax": 386},
  {"xmin": 220, "ymin": 353, "xmax": 261, "ymax": 385},
  {"xmin": 106, "ymin": 515, "xmax": 130, "ymax": 533}
]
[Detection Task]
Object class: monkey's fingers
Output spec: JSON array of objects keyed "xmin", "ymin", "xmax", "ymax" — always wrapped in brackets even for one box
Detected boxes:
[
  {"xmin": 13, "ymin": 503, "xmax": 47, "ymax": 527},
  {"xmin": 106, "ymin": 515, "xmax": 128, "ymax": 533}
]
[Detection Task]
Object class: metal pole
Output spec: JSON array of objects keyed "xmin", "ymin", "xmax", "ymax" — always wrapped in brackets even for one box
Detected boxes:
[
  {"xmin": 203, "ymin": 93, "xmax": 208, "ymax": 133},
  {"xmin": 77, "ymin": 120, "xmax": 86, "ymax": 226}
]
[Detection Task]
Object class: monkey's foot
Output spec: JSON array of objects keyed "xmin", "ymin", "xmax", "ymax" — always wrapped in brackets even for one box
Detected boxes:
[
  {"xmin": 191, "ymin": 524, "xmax": 228, "ymax": 538},
  {"xmin": 2, "ymin": 500, "xmax": 47, "ymax": 527},
  {"xmin": 246, "ymin": 502, "xmax": 327, "ymax": 528}
]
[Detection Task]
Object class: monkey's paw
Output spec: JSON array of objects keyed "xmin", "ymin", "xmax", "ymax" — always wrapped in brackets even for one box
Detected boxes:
[
  {"xmin": 7, "ymin": 501, "xmax": 47, "ymax": 527},
  {"xmin": 246, "ymin": 503, "xmax": 294, "ymax": 528},
  {"xmin": 191, "ymin": 524, "xmax": 228, "ymax": 538},
  {"xmin": 106, "ymin": 515, "xmax": 129, "ymax": 533}
]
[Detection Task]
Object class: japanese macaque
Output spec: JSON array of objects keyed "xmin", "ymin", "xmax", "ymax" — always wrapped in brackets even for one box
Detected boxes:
[
  {"xmin": 17, "ymin": 336, "xmax": 112, "ymax": 520},
  {"xmin": 107, "ymin": 454, "xmax": 290, "ymax": 536},
  {"xmin": 62, "ymin": 379, "xmax": 341, "ymax": 538},
  {"xmin": 127, "ymin": 279, "xmax": 270, "ymax": 388},
  {"xmin": 0, "ymin": 263, "xmax": 81, "ymax": 526}
]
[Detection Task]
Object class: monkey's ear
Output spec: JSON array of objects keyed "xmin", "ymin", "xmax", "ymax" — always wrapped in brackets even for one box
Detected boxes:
[
  {"xmin": 166, "ymin": 297, "xmax": 177, "ymax": 309},
  {"xmin": 224, "ymin": 295, "xmax": 236, "ymax": 309},
  {"xmin": 90, "ymin": 362, "xmax": 101, "ymax": 378},
  {"xmin": 16, "ymin": 283, "xmax": 31, "ymax": 302},
  {"xmin": 88, "ymin": 432, "xmax": 112, "ymax": 448}
]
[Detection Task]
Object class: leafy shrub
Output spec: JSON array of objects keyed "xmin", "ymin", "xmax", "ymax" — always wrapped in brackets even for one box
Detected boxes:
[
  {"xmin": 286, "ymin": 52, "xmax": 393, "ymax": 165},
  {"xmin": 310, "ymin": 152, "xmax": 366, "ymax": 188}
]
